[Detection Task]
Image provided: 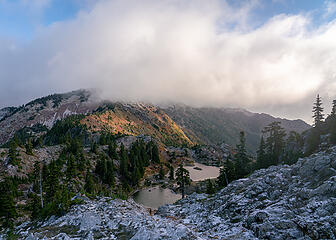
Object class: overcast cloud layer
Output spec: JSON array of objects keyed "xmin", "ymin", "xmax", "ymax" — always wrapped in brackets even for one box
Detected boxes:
[{"xmin": 1, "ymin": 0, "xmax": 336, "ymax": 123}]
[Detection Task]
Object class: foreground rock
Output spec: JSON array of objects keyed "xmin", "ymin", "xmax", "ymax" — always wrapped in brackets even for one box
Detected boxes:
[
  {"xmin": 4, "ymin": 198, "xmax": 199, "ymax": 240},
  {"xmin": 159, "ymin": 147, "xmax": 336, "ymax": 239},
  {"xmin": 2, "ymin": 147, "xmax": 336, "ymax": 239}
]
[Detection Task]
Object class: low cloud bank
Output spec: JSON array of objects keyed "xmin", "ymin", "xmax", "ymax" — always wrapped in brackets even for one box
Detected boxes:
[{"xmin": 1, "ymin": 0, "xmax": 336, "ymax": 122}]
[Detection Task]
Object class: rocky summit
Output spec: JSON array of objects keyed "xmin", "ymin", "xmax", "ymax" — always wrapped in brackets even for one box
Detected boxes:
[{"xmin": 5, "ymin": 146, "xmax": 336, "ymax": 240}]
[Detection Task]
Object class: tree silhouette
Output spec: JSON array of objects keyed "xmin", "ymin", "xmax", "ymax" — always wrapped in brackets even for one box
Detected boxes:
[
  {"xmin": 176, "ymin": 163, "xmax": 191, "ymax": 198},
  {"xmin": 313, "ymin": 94, "xmax": 324, "ymax": 128}
]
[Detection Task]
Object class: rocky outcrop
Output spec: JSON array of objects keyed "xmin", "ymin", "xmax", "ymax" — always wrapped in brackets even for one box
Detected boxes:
[
  {"xmin": 6, "ymin": 198, "xmax": 199, "ymax": 240},
  {"xmin": 2, "ymin": 145, "xmax": 335, "ymax": 240},
  {"xmin": 158, "ymin": 147, "xmax": 336, "ymax": 239}
]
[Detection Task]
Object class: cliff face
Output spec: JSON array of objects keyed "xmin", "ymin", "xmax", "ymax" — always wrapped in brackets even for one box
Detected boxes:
[{"xmin": 6, "ymin": 147, "xmax": 335, "ymax": 240}]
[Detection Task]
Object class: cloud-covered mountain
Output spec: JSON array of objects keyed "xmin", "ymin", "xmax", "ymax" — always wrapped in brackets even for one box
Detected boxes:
[{"xmin": 0, "ymin": 90, "xmax": 310, "ymax": 152}]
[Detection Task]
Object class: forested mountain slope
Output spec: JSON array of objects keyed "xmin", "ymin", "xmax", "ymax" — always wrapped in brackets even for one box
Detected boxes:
[
  {"xmin": 0, "ymin": 90, "xmax": 310, "ymax": 152},
  {"xmin": 164, "ymin": 105, "xmax": 310, "ymax": 152}
]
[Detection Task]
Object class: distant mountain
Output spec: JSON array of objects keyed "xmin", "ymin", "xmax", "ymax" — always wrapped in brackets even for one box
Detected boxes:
[
  {"xmin": 163, "ymin": 105, "xmax": 310, "ymax": 152},
  {"xmin": 0, "ymin": 90, "xmax": 310, "ymax": 152},
  {"xmin": 0, "ymin": 90, "xmax": 98, "ymax": 145}
]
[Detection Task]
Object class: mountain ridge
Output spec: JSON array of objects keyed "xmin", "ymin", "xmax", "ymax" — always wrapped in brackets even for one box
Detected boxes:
[{"xmin": 0, "ymin": 90, "xmax": 310, "ymax": 152}]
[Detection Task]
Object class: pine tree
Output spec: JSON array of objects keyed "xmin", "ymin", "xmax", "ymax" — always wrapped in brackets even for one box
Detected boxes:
[
  {"xmin": 233, "ymin": 131, "xmax": 250, "ymax": 178},
  {"xmin": 66, "ymin": 154, "xmax": 76, "ymax": 180},
  {"xmin": 263, "ymin": 122, "xmax": 286, "ymax": 166},
  {"xmin": 0, "ymin": 179, "xmax": 17, "ymax": 228},
  {"xmin": 32, "ymin": 161, "xmax": 41, "ymax": 193},
  {"xmin": 216, "ymin": 167, "xmax": 228, "ymax": 189},
  {"xmin": 119, "ymin": 144, "xmax": 129, "ymax": 179},
  {"xmin": 45, "ymin": 162, "xmax": 60, "ymax": 202},
  {"xmin": 152, "ymin": 144, "xmax": 160, "ymax": 163},
  {"xmin": 175, "ymin": 163, "xmax": 191, "ymax": 198},
  {"xmin": 25, "ymin": 138, "xmax": 33, "ymax": 155},
  {"xmin": 206, "ymin": 179, "xmax": 215, "ymax": 194},
  {"xmin": 84, "ymin": 169, "xmax": 95, "ymax": 194},
  {"xmin": 306, "ymin": 95, "xmax": 324, "ymax": 155},
  {"xmin": 108, "ymin": 143, "xmax": 118, "ymax": 160},
  {"xmin": 8, "ymin": 141, "xmax": 19, "ymax": 166},
  {"xmin": 30, "ymin": 193, "xmax": 41, "ymax": 219},
  {"xmin": 159, "ymin": 165, "xmax": 165, "ymax": 179},
  {"xmin": 331, "ymin": 99, "xmax": 336, "ymax": 116},
  {"xmin": 256, "ymin": 136, "xmax": 266, "ymax": 169},
  {"xmin": 169, "ymin": 165, "xmax": 174, "ymax": 180},
  {"xmin": 313, "ymin": 94, "xmax": 324, "ymax": 128},
  {"xmin": 105, "ymin": 160, "xmax": 115, "ymax": 186},
  {"xmin": 91, "ymin": 142, "xmax": 98, "ymax": 154}
]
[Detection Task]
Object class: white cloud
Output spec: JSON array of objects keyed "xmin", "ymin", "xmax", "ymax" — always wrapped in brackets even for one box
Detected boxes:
[
  {"xmin": 0, "ymin": 0, "xmax": 336, "ymax": 123},
  {"xmin": 324, "ymin": 0, "xmax": 336, "ymax": 18}
]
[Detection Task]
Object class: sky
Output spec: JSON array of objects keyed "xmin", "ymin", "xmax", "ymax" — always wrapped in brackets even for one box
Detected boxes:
[{"xmin": 0, "ymin": 0, "xmax": 336, "ymax": 124}]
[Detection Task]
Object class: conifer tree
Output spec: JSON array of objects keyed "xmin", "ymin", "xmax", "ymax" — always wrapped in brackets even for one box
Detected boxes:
[
  {"xmin": 30, "ymin": 193, "xmax": 41, "ymax": 219},
  {"xmin": 331, "ymin": 99, "xmax": 336, "ymax": 116},
  {"xmin": 169, "ymin": 165, "xmax": 174, "ymax": 180},
  {"xmin": 8, "ymin": 141, "xmax": 19, "ymax": 166},
  {"xmin": 306, "ymin": 95, "xmax": 325, "ymax": 155},
  {"xmin": 105, "ymin": 160, "xmax": 115, "ymax": 186},
  {"xmin": 91, "ymin": 142, "xmax": 98, "ymax": 154},
  {"xmin": 152, "ymin": 144, "xmax": 160, "ymax": 163},
  {"xmin": 45, "ymin": 162, "xmax": 60, "ymax": 202},
  {"xmin": 84, "ymin": 169, "xmax": 95, "ymax": 194},
  {"xmin": 313, "ymin": 94, "xmax": 324, "ymax": 128},
  {"xmin": 206, "ymin": 179, "xmax": 215, "ymax": 194},
  {"xmin": 66, "ymin": 154, "xmax": 76, "ymax": 180},
  {"xmin": 108, "ymin": 143, "xmax": 118, "ymax": 160},
  {"xmin": 233, "ymin": 131, "xmax": 250, "ymax": 178},
  {"xmin": 159, "ymin": 165, "xmax": 165, "ymax": 179},
  {"xmin": 328, "ymin": 100, "xmax": 336, "ymax": 144},
  {"xmin": 119, "ymin": 144, "xmax": 129, "ymax": 179},
  {"xmin": 25, "ymin": 138, "xmax": 33, "ymax": 155},
  {"xmin": 0, "ymin": 179, "xmax": 17, "ymax": 228},
  {"xmin": 216, "ymin": 167, "xmax": 228, "ymax": 189},
  {"xmin": 263, "ymin": 122, "xmax": 286, "ymax": 166},
  {"xmin": 176, "ymin": 163, "xmax": 191, "ymax": 198},
  {"xmin": 256, "ymin": 136, "xmax": 266, "ymax": 169}
]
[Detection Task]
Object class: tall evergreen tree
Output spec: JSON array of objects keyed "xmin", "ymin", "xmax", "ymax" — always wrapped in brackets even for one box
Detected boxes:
[
  {"xmin": 105, "ymin": 160, "xmax": 115, "ymax": 186},
  {"xmin": 216, "ymin": 167, "xmax": 228, "ymax": 189},
  {"xmin": 159, "ymin": 164, "xmax": 165, "ymax": 179},
  {"xmin": 256, "ymin": 136, "xmax": 267, "ymax": 169},
  {"xmin": 152, "ymin": 144, "xmax": 160, "ymax": 163},
  {"xmin": 0, "ymin": 179, "xmax": 17, "ymax": 228},
  {"xmin": 169, "ymin": 165, "xmax": 174, "ymax": 180},
  {"xmin": 108, "ymin": 143, "xmax": 118, "ymax": 160},
  {"xmin": 84, "ymin": 169, "xmax": 95, "ymax": 194},
  {"xmin": 307, "ymin": 95, "xmax": 325, "ymax": 155},
  {"xmin": 8, "ymin": 141, "xmax": 19, "ymax": 166},
  {"xmin": 313, "ymin": 94, "xmax": 324, "ymax": 128},
  {"xmin": 25, "ymin": 138, "xmax": 33, "ymax": 155},
  {"xmin": 175, "ymin": 163, "xmax": 191, "ymax": 198},
  {"xmin": 331, "ymin": 99, "xmax": 336, "ymax": 116},
  {"xmin": 263, "ymin": 122, "xmax": 286, "ymax": 166},
  {"xmin": 233, "ymin": 131, "xmax": 250, "ymax": 178},
  {"xmin": 119, "ymin": 144, "xmax": 129, "ymax": 179},
  {"xmin": 206, "ymin": 179, "xmax": 215, "ymax": 194}
]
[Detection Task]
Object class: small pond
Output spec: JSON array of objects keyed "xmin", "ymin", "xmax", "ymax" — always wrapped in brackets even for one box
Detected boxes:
[
  {"xmin": 184, "ymin": 162, "xmax": 220, "ymax": 181},
  {"xmin": 133, "ymin": 162, "xmax": 220, "ymax": 208},
  {"xmin": 133, "ymin": 187, "xmax": 181, "ymax": 209}
]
